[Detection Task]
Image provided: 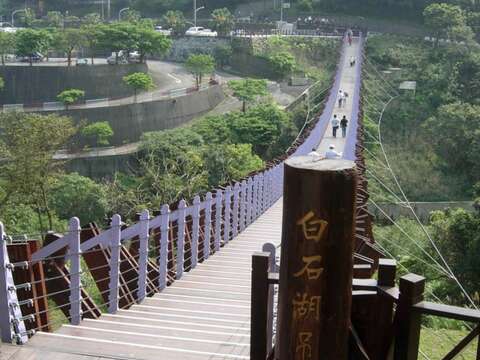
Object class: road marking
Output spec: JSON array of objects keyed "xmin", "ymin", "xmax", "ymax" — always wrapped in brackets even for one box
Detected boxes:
[{"xmin": 168, "ymin": 73, "xmax": 182, "ymax": 83}]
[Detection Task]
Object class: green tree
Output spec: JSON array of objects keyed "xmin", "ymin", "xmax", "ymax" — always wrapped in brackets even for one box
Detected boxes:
[
  {"xmin": 229, "ymin": 103, "xmax": 290, "ymax": 158},
  {"xmin": 202, "ymin": 143, "xmax": 263, "ymax": 186},
  {"xmin": 0, "ymin": 31, "xmax": 15, "ymax": 65},
  {"xmin": 122, "ymin": 9, "xmax": 142, "ymax": 23},
  {"xmin": 185, "ymin": 54, "xmax": 215, "ymax": 88},
  {"xmin": 268, "ymin": 51, "xmax": 296, "ymax": 78},
  {"xmin": 0, "ymin": 76, "xmax": 4, "ymax": 90},
  {"xmin": 57, "ymin": 89, "xmax": 85, "ymax": 110},
  {"xmin": 49, "ymin": 173, "xmax": 109, "ymax": 225},
  {"xmin": 430, "ymin": 208, "xmax": 480, "ymax": 305},
  {"xmin": 46, "ymin": 11, "xmax": 64, "ymax": 27},
  {"xmin": 297, "ymin": 0, "xmax": 313, "ymax": 12},
  {"xmin": 190, "ymin": 115, "xmax": 233, "ymax": 145},
  {"xmin": 228, "ymin": 78, "xmax": 268, "ymax": 112},
  {"xmin": 213, "ymin": 45, "xmax": 232, "ymax": 68},
  {"xmin": 123, "ymin": 72, "xmax": 155, "ymax": 102},
  {"xmin": 424, "ymin": 102, "xmax": 480, "ymax": 183},
  {"xmin": 162, "ymin": 10, "xmax": 186, "ymax": 36},
  {"xmin": 80, "ymin": 24, "xmax": 103, "ymax": 65},
  {"xmin": 423, "ymin": 3, "xmax": 468, "ymax": 46},
  {"xmin": 0, "ymin": 112, "xmax": 76, "ymax": 231},
  {"xmin": 19, "ymin": 8, "xmax": 36, "ymax": 27},
  {"xmin": 82, "ymin": 13, "xmax": 102, "ymax": 25},
  {"xmin": 136, "ymin": 26, "xmax": 172, "ymax": 63},
  {"xmin": 15, "ymin": 29, "xmax": 52, "ymax": 65},
  {"xmin": 53, "ymin": 28, "xmax": 86, "ymax": 66},
  {"xmin": 81, "ymin": 121, "xmax": 114, "ymax": 147},
  {"xmin": 97, "ymin": 22, "xmax": 139, "ymax": 64},
  {"xmin": 210, "ymin": 8, "xmax": 235, "ymax": 37}
]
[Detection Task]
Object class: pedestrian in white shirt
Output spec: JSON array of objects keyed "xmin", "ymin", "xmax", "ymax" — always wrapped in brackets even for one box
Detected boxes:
[
  {"xmin": 308, "ymin": 148, "xmax": 320, "ymax": 157},
  {"xmin": 325, "ymin": 144, "xmax": 342, "ymax": 159},
  {"xmin": 331, "ymin": 115, "xmax": 340, "ymax": 138}
]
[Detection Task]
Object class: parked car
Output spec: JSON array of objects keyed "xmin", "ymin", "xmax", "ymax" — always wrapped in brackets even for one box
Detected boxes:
[
  {"xmin": 154, "ymin": 26, "xmax": 172, "ymax": 36},
  {"xmin": 18, "ymin": 52, "xmax": 43, "ymax": 63},
  {"xmin": 185, "ymin": 27, "xmax": 217, "ymax": 37},
  {"xmin": 128, "ymin": 51, "xmax": 141, "ymax": 63},
  {"xmin": 107, "ymin": 51, "xmax": 128, "ymax": 65},
  {"xmin": 76, "ymin": 58, "xmax": 89, "ymax": 66}
]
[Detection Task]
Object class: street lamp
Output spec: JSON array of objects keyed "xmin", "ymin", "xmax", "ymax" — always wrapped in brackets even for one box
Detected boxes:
[
  {"xmin": 119, "ymin": 7, "xmax": 130, "ymax": 20},
  {"xmin": 11, "ymin": 9, "xmax": 25, "ymax": 27},
  {"xmin": 193, "ymin": 0, "xmax": 205, "ymax": 27}
]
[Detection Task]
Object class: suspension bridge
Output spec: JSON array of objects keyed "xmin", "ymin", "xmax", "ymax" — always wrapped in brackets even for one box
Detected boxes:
[{"xmin": 1, "ymin": 31, "xmax": 479, "ymax": 360}]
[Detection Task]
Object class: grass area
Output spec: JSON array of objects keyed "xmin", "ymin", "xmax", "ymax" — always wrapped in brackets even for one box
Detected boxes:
[{"xmin": 421, "ymin": 326, "xmax": 478, "ymax": 359}]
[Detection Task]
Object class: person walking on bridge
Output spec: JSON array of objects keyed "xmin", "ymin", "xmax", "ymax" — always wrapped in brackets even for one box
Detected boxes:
[
  {"xmin": 340, "ymin": 115, "xmax": 348, "ymax": 138},
  {"xmin": 331, "ymin": 115, "xmax": 340, "ymax": 138},
  {"xmin": 338, "ymin": 90, "xmax": 344, "ymax": 108}
]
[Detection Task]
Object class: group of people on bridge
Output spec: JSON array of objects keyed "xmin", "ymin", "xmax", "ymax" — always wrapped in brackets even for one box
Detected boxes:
[{"xmin": 331, "ymin": 114, "xmax": 349, "ymax": 138}]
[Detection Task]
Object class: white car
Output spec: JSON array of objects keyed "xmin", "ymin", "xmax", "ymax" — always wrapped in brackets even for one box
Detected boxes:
[
  {"xmin": 154, "ymin": 26, "xmax": 172, "ymax": 36},
  {"xmin": 185, "ymin": 26, "xmax": 217, "ymax": 37}
]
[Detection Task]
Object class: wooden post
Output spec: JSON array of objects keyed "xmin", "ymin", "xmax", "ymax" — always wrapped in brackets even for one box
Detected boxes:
[
  {"xmin": 394, "ymin": 274, "xmax": 425, "ymax": 360},
  {"xmin": 251, "ymin": 252, "xmax": 270, "ymax": 360},
  {"xmin": 378, "ymin": 258, "xmax": 396, "ymax": 287},
  {"xmin": 68, "ymin": 217, "xmax": 82, "ymax": 325},
  {"xmin": 263, "ymin": 242, "xmax": 278, "ymax": 355},
  {"xmin": 276, "ymin": 157, "xmax": 357, "ymax": 360}
]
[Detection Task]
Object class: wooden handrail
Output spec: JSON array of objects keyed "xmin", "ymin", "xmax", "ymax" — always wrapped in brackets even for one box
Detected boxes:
[{"xmin": 413, "ymin": 301, "xmax": 480, "ymax": 323}]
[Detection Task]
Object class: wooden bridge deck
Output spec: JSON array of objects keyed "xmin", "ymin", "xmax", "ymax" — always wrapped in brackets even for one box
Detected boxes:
[{"xmin": 12, "ymin": 201, "xmax": 283, "ymax": 360}]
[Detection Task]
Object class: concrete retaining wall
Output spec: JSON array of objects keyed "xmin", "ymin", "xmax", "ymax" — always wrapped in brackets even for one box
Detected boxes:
[
  {"xmin": 65, "ymin": 153, "xmax": 138, "ymax": 179},
  {"xmin": 0, "ymin": 63, "xmax": 147, "ymax": 105},
  {"xmin": 49, "ymin": 85, "xmax": 225, "ymax": 146}
]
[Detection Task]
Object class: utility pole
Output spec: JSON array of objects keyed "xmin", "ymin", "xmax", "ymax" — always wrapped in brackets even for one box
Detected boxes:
[
  {"xmin": 280, "ymin": 0, "xmax": 283, "ymax": 22},
  {"xmin": 107, "ymin": 0, "xmax": 111, "ymax": 21},
  {"xmin": 194, "ymin": 0, "xmax": 197, "ymax": 27}
]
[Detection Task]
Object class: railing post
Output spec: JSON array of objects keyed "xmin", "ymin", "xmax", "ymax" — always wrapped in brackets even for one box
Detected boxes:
[
  {"xmin": 224, "ymin": 186, "xmax": 232, "ymax": 244},
  {"xmin": 214, "ymin": 190, "xmax": 223, "ymax": 252},
  {"xmin": 191, "ymin": 196, "xmax": 200, "ymax": 268},
  {"xmin": 378, "ymin": 258, "xmax": 397, "ymax": 287},
  {"xmin": 257, "ymin": 173, "xmax": 264, "ymax": 216},
  {"xmin": 276, "ymin": 157, "xmax": 357, "ymax": 360},
  {"xmin": 108, "ymin": 214, "xmax": 122, "ymax": 314},
  {"xmin": 0, "ymin": 223, "xmax": 27, "ymax": 344},
  {"xmin": 158, "ymin": 205, "xmax": 169, "ymax": 291},
  {"xmin": 232, "ymin": 183, "xmax": 240, "ymax": 238},
  {"xmin": 176, "ymin": 200, "xmax": 187, "ymax": 279},
  {"xmin": 252, "ymin": 175, "xmax": 258, "ymax": 220},
  {"xmin": 203, "ymin": 193, "xmax": 212, "ymax": 260},
  {"xmin": 251, "ymin": 252, "xmax": 270, "ymax": 360},
  {"xmin": 137, "ymin": 209, "xmax": 150, "ymax": 303},
  {"xmin": 246, "ymin": 178, "xmax": 253, "ymax": 226},
  {"xmin": 394, "ymin": 274, "xmax": 425, "ymax": 360},
  {"xmin": 262, "ymin": 242, "xmax": 278, "ymax": 355},
  {"xmin": 68, "ymin": 217, "xmax": 82, "ymax": 325},
  {"xmin": 240, "ymin": 180, "xmax": 247, "ymax": 232}
]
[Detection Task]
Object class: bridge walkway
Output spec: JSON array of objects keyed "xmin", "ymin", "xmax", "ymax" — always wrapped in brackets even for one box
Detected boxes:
[{"xmin": 5, "ymin": 38, "xmax": 362, "ymax": 360}]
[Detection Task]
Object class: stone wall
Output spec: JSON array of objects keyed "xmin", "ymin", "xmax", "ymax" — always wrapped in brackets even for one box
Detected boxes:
[
  {"xmin": 0, "ymin": 63, "xmax": 147, "ymax": 105},
  {"xmin": 48, "ymin": 85, "xmax": 225, "ymax": 146}
]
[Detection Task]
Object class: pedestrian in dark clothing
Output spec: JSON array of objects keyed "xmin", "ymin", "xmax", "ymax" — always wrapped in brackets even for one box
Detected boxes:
[{"xmin": 340, "ymin": 115, "xmax": 348, "ymax": 138}]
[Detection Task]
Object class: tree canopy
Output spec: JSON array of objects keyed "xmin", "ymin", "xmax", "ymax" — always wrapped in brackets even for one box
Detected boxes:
[
  {"xmin": 57, "ymin": 89, "xmax": 85, "ymax": 109},
  {"xmin": 123, "ymin": 72, "xmax": 155, "ymax": 101},
  {"xmin": 228, "ymin": 78, "xmax": 269, "ymax": 112},
  {"xmin": 185, "ymin": 54, "xmax": 216, "ymax": 88}
]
